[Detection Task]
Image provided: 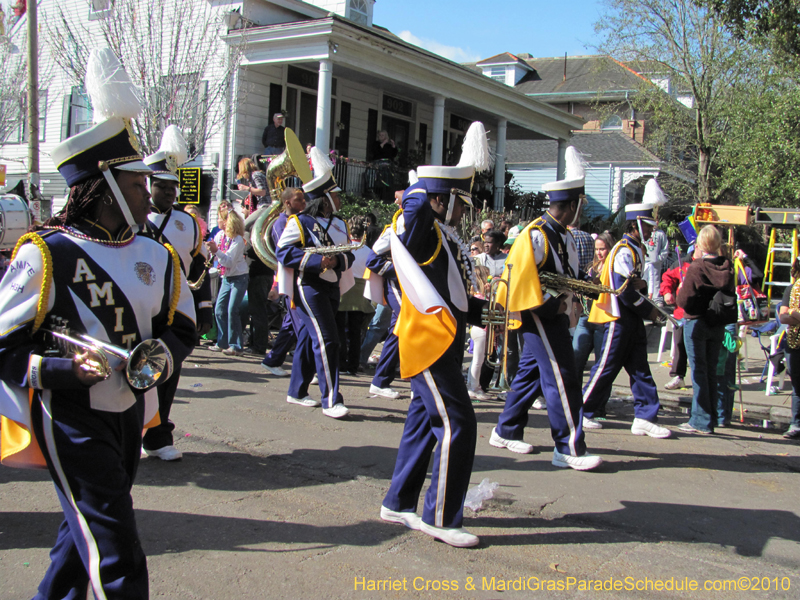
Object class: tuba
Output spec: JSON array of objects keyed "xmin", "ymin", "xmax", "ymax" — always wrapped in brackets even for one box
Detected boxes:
[{"xmin": 251, "ymin": 128, "xmax": 313, "ymax": 270}]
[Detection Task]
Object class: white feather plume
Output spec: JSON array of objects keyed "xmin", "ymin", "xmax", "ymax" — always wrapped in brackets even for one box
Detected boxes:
[
  {"xmin": 457, "ymin": 122, "xmax": 492, "ymax": 172},
  {"xmin": 158, "ymin": 125, "xmax": 189, "ymax": 167},
  {"xmin": 85, "ymin": 48, "xmax": 142, "ymax": 123},
  {"xmin": 308, "ymin": 147, "xmax": 334, "ymax": 177},
  {"xmin": 564, "ymin": 146, "xmax": 588, "ymax": 181},
  {"xmin": 643, "ymin": 178, "xmax": 668, "ymax": 206},
  {"xmin": 408, "ymin": 170, "xmax": 419, "ymax": 185}
]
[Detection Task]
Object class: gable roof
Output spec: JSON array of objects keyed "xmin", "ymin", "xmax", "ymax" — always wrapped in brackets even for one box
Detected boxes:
[
  {"xmin": 476, "ymin": 52, "xmax": 532, "ymax": 68},
  {"xmin": 506, "ymin": 131, "xmax": 661, "ymax": 165}
]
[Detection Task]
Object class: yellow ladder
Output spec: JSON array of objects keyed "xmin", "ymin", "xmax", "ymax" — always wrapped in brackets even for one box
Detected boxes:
[{"xmin": 763, "ymin": 229, "xmax": 798, "ymax": 305}]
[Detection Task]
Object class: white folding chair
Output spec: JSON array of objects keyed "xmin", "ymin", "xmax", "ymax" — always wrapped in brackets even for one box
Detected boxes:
[{"xmin": 765, "ymin": 329, "xmax": 788, "ymax": 396}]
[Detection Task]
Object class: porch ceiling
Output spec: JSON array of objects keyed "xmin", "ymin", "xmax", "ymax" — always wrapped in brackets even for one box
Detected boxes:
[{"xmin": 225, "ymin": 17, "xmax": 583, "ymax": 142}]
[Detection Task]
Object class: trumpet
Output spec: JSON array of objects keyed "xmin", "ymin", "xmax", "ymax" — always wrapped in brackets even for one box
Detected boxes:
[
  {"xmin": 482, "ymin": 264, "xmax": 513, "ymax": 388},
  {"xmin": 42, "ymin": 318, "xmax": 169, "ymax": 390}
]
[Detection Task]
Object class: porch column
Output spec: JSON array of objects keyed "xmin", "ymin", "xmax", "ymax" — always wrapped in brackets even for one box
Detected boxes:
[
  {"xmin": 315, "ymin": 59, "xmax": 333, "ymax": 153},
  {"xmin": 493, "ymin": 118, "xmax": 507, "ymax": 211},
  {"xmin": 431, "ymin": 95, "xmax": 445, "ymax": 166},
  {"xmin": 556, "ymin": 138, "xmax": 568, "ymax": 180}
]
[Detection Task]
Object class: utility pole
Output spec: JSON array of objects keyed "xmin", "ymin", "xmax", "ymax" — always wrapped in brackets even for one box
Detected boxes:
[{"xmin": 27, "ymin": 0, "xmax": 40, "ymax": 214}]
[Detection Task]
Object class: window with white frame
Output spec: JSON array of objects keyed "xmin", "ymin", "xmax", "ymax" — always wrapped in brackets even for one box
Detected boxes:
[
  {"xmin": 489, "ymin": 66, "xmax": 506, "ymax": 83},
  {"xmin": 348, "ymin": 0, "xmax": 369, "ymax": 26},
  {"xmin": 600, "ymin": 115, "xmax": 623, "ymax": 130},
  {"xmin": 65, "ymin": 86, "xmax": 93, "ymax": 138},
  {"xmin": 89, "ymin": 0, "xmax": 113, "ymax": 20}
]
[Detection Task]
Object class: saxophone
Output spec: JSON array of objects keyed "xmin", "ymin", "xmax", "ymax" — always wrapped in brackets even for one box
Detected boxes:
[
  {"xmin": 789, "ymin": 280, "xmax": 800, "ymax": 350},
  {"xmin": 538, "ymin": 271, "xmax": 628, "ymax": 298},
  {"xmin": 305, "ymin": 235, "xmax": 366, "ymax": 256}
]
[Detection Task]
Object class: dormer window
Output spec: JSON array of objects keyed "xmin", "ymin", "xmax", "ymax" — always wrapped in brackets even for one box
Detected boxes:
[
  {"xmin": 601, "ymin": 115, "xmax": 623, "ymax": 130},
  {"xmin": 348, "ymin": 0, "xmax": 369, "ymax": 26},
  {"xmin": 489, "ymin": 66, "xmax": 506, "ymax": 83}
]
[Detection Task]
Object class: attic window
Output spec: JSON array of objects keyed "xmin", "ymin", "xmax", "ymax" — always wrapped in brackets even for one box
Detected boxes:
[
  {"xmin": 601, "ymin": 115, "xmax": 623, "ymax": 130},
  {"xmin": 489, "ymin": 66, "xmax": 506, "ymax": 83},
  {"xmin": 348, "ymin": 0, "xmax": 369, "ymax": 26}
]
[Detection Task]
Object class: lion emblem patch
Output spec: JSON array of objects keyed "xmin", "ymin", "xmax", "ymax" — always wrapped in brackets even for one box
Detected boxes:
[
  {"xmin": 174, "ymin": 220, "xmax": 186, "ymax": 232},
  {"xmin": 135, "ymin": 262, "xmax": 156, "ymax": 286},
  {"xmin": 166, "ymin": 155, "xmax": 178, "ymax": 174},
  {"xmin": 123, "ymin": 118, "xmax": 142, "ymax": 154}
]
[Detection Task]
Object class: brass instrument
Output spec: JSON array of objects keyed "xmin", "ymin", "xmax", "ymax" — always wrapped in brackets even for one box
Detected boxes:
[
  {"xmin": 305, "ymin": 235, "xmax": 366, "ymax": 256},
  {"xmin": 187, "ymin": 256, "xmax": 214, "ymax": 291},
  {"xmin": 538, "ymin": 270, "xmax": 627, "ymax": 298},
  {"xmin": 251, "ymin": 128, "xmax": 313, "ymax": 270},
  {"xmin": 482, "ymin": 264, "xmax": 513, "ymax": 389},
  {"xmin": 42, "ymin": 318, "xmax": 169, "ymax": 390}
]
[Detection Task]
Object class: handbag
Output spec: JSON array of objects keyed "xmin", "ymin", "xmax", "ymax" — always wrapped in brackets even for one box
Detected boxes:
[{"xmin": 735, "ymin": 259, "xmax": 769, "ymax": 324}]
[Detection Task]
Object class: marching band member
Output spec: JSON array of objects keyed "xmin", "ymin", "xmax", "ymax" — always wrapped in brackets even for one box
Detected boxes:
[
  {"xmin": 381, "ymin": 123, "xmax": 490, "ymax": 548},
  {"xmin": 141, "ymin": 125, "xmax": 213, "ymax": 461},
  {"xmin": 261, "ymin": 187, "xmax": 306, "ymax": 378},
  {"xmin": 276, "ymin": 149, "xmax": 355, "ymax": 418},
  {"xmin": 0, "ymin": 49, "xmax": 196, "ymax": 599},
  {"xmin": 582, "ymin": 195, "xmax": 672, "ymax": 438},
  {"xmin": 491, "ymin": 147, "xmax": 602, "ymax": 470}
]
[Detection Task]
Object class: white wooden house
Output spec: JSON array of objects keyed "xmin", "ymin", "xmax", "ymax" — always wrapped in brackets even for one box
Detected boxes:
[{"xmin": 1, "ymin": 0, "xmax": 581, "ymax": 218}]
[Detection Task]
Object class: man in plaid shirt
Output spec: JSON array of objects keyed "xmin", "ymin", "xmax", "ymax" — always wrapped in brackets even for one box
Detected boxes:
[{"xmin": 568, "ymin": 224, "xmax": 594, "ymax": 272}]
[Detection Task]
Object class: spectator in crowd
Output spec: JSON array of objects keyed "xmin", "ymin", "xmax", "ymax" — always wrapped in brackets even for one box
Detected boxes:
[
  {"xmin": 660, "ymin": 246, "xmax": 694, "ymax": 390},
  {"xmin": 644, "ymin": 222, "xmax": 670, "ymax": 305},
  {"xmin": 469, "ymin": 238, "xmax": 484, "ymax": 261},
  {"xmin": 207, "ymin": 211, "xmax": 249, "ymax": 356},
  {"xmin": 372, "ymin": 130, "xmax": 398, "ymax": 161},
  {"xmin": 677, "ymin": 225, "xmax": 735, "ymax": 434},
  {"xmin": 474, "ymin": 229, "xmax": 507, "ymax": 277},
  {"xmin": 778, "ymin": 256, "xmax": 800, "ymax": 439},
  {"xmin": 574, "ymin": 232, "xmax": 615, "ymax": 379},
  {"xmin": 568, "ymin": 223, "xmax": 595, "ymax": 273},
  {"xmin": 262, "ymin": 112, "xmax": 286, "ymax": 155},
  {"xmin": 183, "ymin": 204, "xmax": 209, "ymax": 240},
  {"xmin": 467, "ymin": 265, "xmax": 492, "ymax": 401},
  {"xmin": 480, "ymin": 219, "xmax": 495, "ymax": 236},
  {"xmin": 237, "ymin": 157, "xmax": 268, "ymax": 216}
]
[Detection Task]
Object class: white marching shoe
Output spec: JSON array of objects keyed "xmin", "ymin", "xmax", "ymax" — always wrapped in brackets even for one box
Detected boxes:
[
  {"xmin": 322, "ymin": 404, "xmax": 350, "ymax": 419},
  {"xmin": 143, "ymin": 445, "xmax": 182, "ymax": 461},
  {"xmin": 286, "ymin": 395, "xmax": 320, "ymax": 407},
  {"xmin": 261, "ymin": 364, "xmax": 289, "ymax": 377},
  {"xmin": 552, "ymin": 449, "xmax": 603, "ymax": 471},
  {"xmin": 532, "ymin": 398, "xmax": 546, "ymax": 410},
  {"xmin": 489, "ymin": 428, "xmax": 534, "ymax": 454},
  {"xmin": 370, "ymin": 384, "xmax": 400, "ymax": 399},
  {"xmin": 631, "ymin": 418, "xmax": 672, "ymax": 439},
  {"xmin": 583, "ymin": 416, "xmax": 603, "ymax": 430},
  {"xmin": 380, "ymin": 506, "xmax": 422, "ymax": 530},
  {"xmin": 420, "ymin": 522, "xmax": 479, "ymax": 548}
]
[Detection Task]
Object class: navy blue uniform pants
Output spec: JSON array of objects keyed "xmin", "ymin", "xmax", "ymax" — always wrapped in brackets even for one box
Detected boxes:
[
  {"xmin": 583, "ymin": 311, "xmax": 661, "ymax": 422},
  {"xmin": 495, "ymin": 312, "xmax": 586, "ymax": 456},
  {"xmin": 30, "ymin": 393, "xmax": 148, "ymax": 600},
  {"xmin": 372, "ymin": 287, "xmax": 402, "ymax": 389},
  {"xmin": 383, "ymin": 339, "xmax": 476, "ymax": 529},
  {"xmin": 263, "ymin": 296, "xmax": 298, "ymax": 368},
  {"xmin": 294, "ymin": 282, "xmax": 343, "ymax": 408},
  {"xmin": 142, "ymin": 363, "xmax": 182, "ymax": 451}
]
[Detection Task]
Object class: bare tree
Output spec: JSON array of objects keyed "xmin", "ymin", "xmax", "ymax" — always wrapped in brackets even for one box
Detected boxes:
[
  {"xmin": 0, "ymin": 34, "xmax": 27, "ymax": 152},
  {"xmin": 45, "ymin": 0, "xmax": 245, "ymax": 158},
  {"xmin": 595, "ymin": 0, "xmax": 762, "ymax": 203}
]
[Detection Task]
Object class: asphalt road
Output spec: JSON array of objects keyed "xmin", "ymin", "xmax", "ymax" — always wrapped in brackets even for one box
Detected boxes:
[{"xmin": 2, "ymin": 343, "xmax": 799, "ymax": 599}]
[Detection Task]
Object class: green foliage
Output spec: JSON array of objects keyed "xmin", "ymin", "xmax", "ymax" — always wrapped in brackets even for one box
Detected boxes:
[
  {"xmin": 718, "ymin": 75, "xmax": 800, "ymax": 207},
  {"xmin": 337, "ymin": 193, "xmax": 398, "ymax": 227}
]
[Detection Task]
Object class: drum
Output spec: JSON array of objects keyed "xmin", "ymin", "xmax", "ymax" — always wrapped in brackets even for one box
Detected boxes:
[{"xmin": 0, "ymin": 194, "xmax": 32, "ymax": 250}]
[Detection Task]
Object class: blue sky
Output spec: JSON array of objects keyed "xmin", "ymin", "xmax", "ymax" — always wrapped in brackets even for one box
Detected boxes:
[{"xmin": 373, "ymin": 0, "xmax": 606, "ymax": 63}]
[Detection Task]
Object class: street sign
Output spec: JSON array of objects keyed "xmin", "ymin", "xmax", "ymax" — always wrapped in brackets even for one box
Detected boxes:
[{"xmin": 179, "ymin": 167, "xmax": 201, "ymax": 204}]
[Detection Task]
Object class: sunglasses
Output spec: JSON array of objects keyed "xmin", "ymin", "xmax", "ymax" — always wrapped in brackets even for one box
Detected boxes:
[{"xmin": 470, "ymin": 247, "xmax": 480, "ymax": 252}]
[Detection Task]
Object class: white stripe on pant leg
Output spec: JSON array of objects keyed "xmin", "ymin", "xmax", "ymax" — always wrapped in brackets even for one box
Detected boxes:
[
  {"xmin": 532, "ymin": 314, "xmax": 578, "ymax": 456},
  {"xmin": 583, "ymin": 320, "xmax": 616, "ymax": 403},
  {"xmin": 40, "ymin": 393, "xmax": 108, "ymax": 600},
  {"xmin": 298, "ymin": 284, "xmax": 335, "ymax": 407},
  {"xmin": 422, "ymin": 369, "xmax": 451, "ymax": 528}
]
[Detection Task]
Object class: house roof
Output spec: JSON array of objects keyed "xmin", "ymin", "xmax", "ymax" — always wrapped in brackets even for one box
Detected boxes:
[
  {"xmin": 476, "ymin": 52, "xmax": 532, "ymax": 69},
  {"xmin": 464, "ymin": 54, "xmax": 648, "ymax": 99},
  {"xmin": 506, "ymin": 131, "xmax": 661, "ymax": 165}
]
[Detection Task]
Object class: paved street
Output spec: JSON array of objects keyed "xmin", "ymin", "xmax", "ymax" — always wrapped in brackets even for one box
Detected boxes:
[{"xmin": 2, "ymin": 327, "xmax": 799, "ymax": 599}]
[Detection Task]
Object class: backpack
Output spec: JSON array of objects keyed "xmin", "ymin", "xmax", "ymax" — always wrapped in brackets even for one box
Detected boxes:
[{"xmin": 705, "ymin": 289, "xmax": 737, "ymax": 326}]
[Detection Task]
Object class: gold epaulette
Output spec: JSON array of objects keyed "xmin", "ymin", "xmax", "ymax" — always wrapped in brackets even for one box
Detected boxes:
[
  {"xmin": 163, "ymin": 243, "xmax": 181, "ymax": 326},
  {"xmin": 11, "ymin": 233, "xmax": 53, "ymax": 333}
]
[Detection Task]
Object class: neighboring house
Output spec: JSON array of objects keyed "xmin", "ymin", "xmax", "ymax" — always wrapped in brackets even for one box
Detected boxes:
[
  {"xmin": 0, "ymin": 0, "xmax": 582, "ymax": 222},
  {"xmin": 469, "ymin": 53, "xmax": 689, "ymax": 219}
]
